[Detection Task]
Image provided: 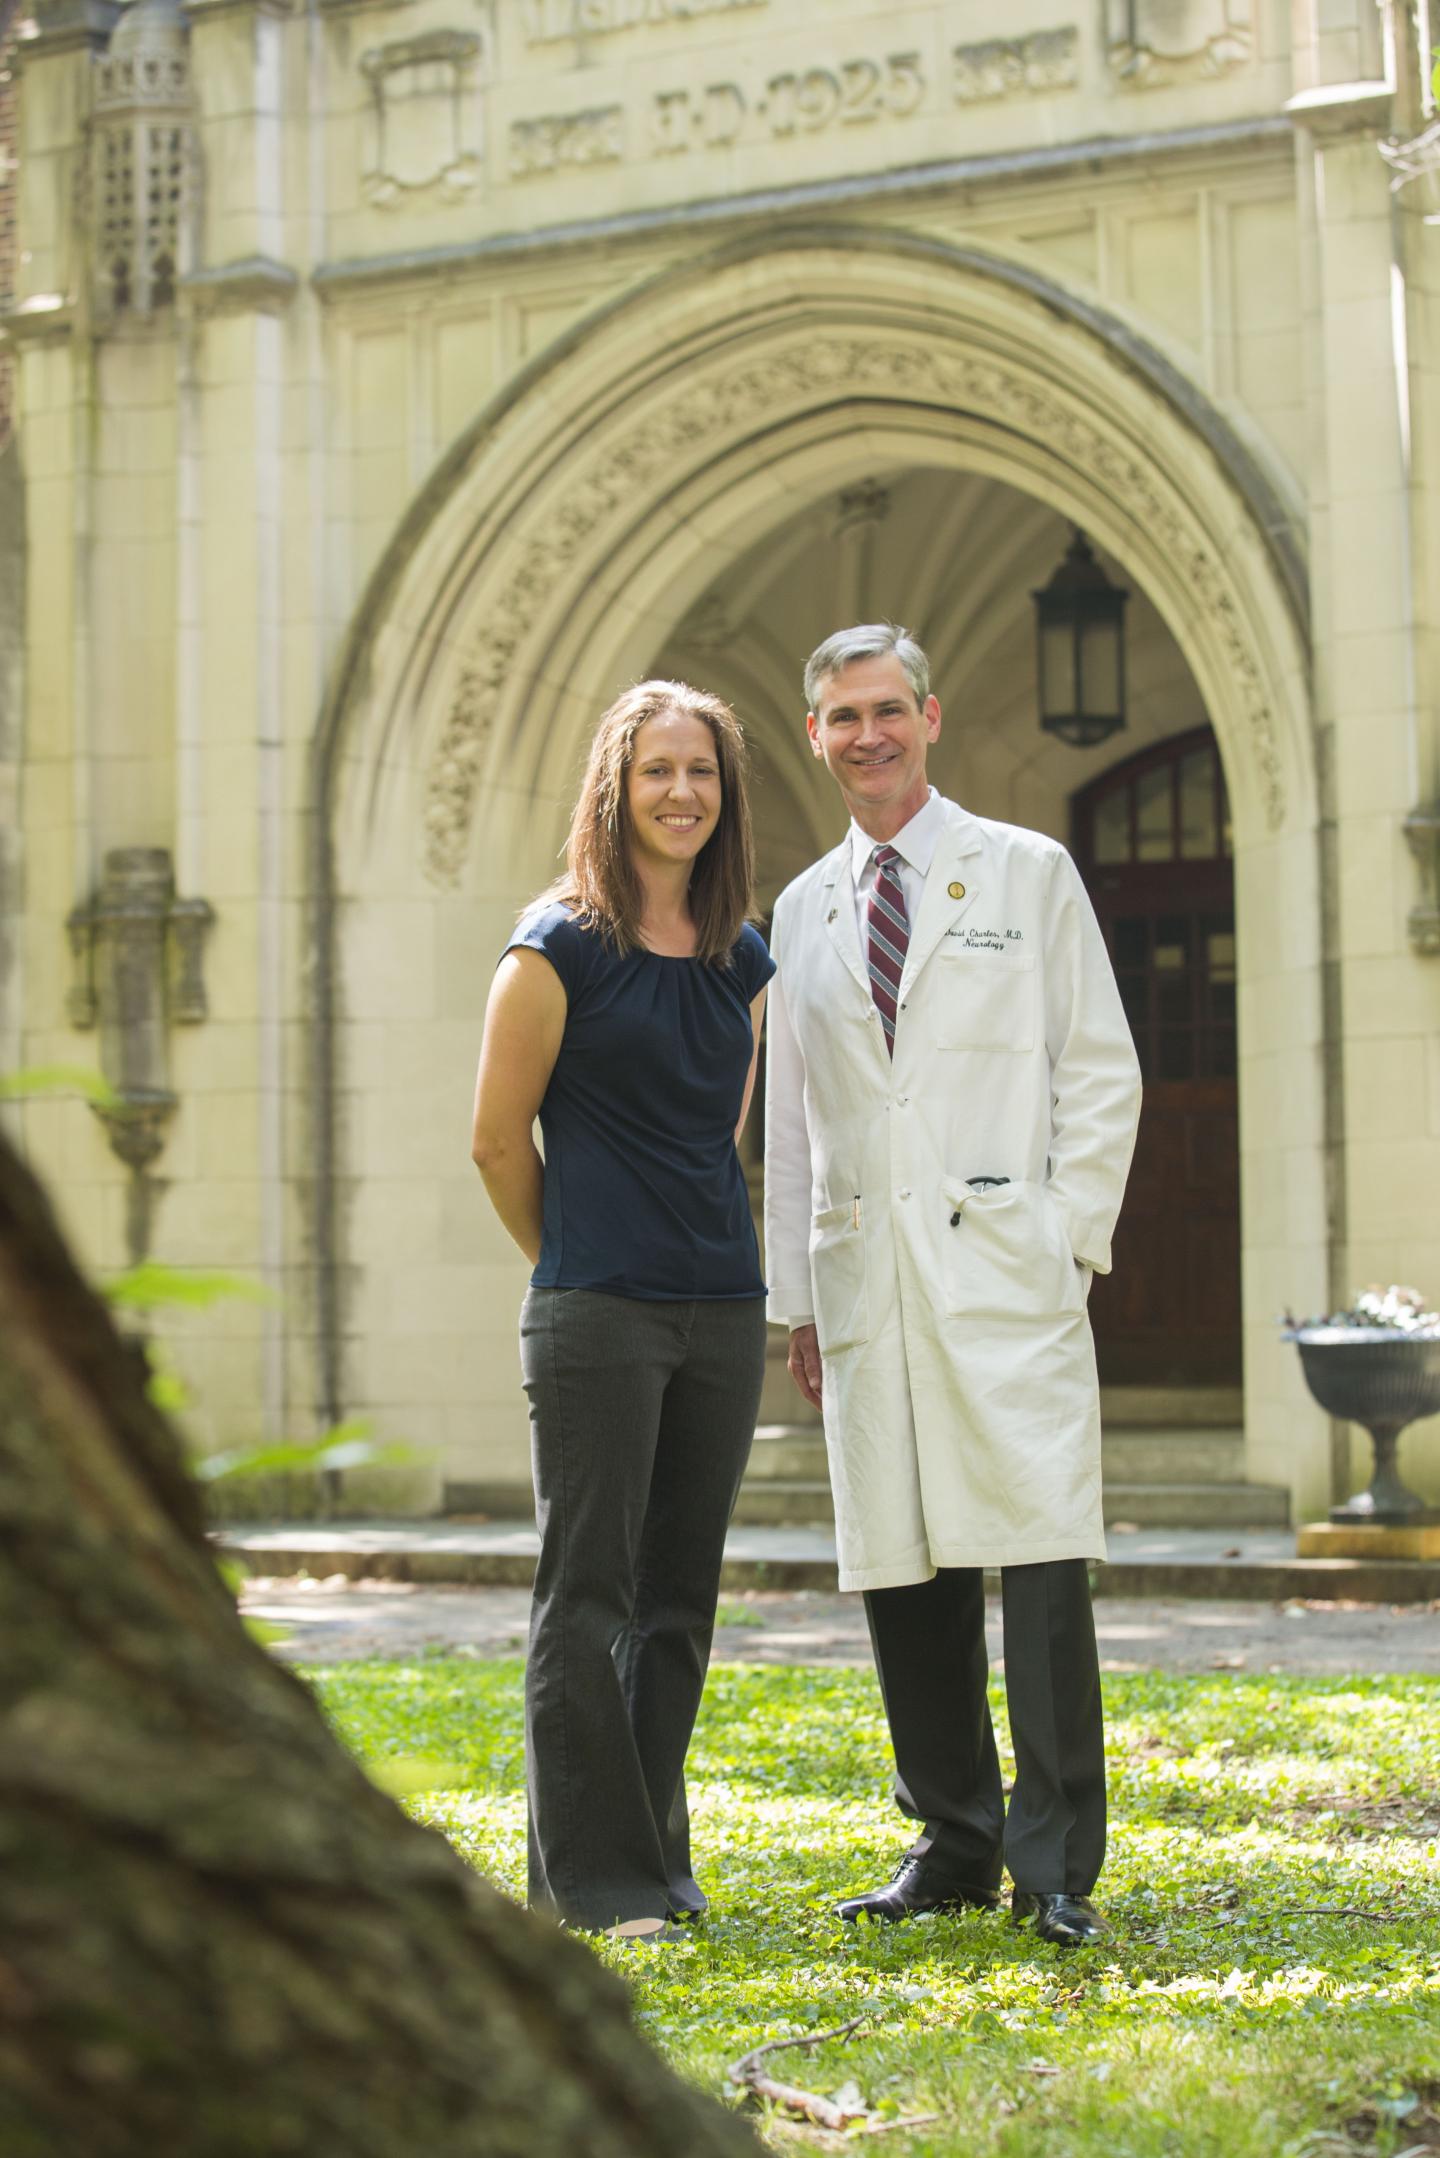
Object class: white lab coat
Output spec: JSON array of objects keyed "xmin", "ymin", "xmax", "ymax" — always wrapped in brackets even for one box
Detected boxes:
[{"xmin": 764, "ymin": 798, "xmax": 1141, "ymax": 1590}]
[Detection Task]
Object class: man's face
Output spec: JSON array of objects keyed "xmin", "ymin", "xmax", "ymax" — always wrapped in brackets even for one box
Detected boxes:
[{"xmin": 806, "ymin": 653, "xmax": 942, "ymax": 827}]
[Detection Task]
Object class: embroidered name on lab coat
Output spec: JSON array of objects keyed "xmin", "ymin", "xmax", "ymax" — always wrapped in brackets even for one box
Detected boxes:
[{"xmin": 947, "ymin": 926, "xmax": 1025, "ymax": 950}]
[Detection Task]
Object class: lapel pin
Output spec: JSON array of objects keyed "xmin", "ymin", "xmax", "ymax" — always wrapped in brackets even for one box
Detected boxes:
[
  {"xmin": 948, "ymin": 881, "xmax": 966, "ymax": 901},
  {"xmin": 827, "ymin": 908, "xmax": 838, "ymax": 923}
]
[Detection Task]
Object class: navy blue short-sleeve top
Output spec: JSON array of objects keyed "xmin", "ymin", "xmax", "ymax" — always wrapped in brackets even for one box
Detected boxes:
[{"xmin": 503, "ymin": 903, "xmax": 775, "ymax": 1302}]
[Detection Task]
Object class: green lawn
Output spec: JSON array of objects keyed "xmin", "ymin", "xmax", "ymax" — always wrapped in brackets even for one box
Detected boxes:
[{"xmin": 313, "ymin": 1659, "xmax": 1440, "ymax": 2155}]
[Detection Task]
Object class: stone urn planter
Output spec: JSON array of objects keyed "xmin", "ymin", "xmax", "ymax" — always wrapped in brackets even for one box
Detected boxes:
[{"xmin": 1286, "ymin": 1290, "xmax": 1440, "ymax": 1527}]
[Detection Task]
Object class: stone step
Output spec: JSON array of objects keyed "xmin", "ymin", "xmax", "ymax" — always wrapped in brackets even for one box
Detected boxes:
[
  {"xmin": 731, "ymin": 1480, "xmax": 836, "ymax": 1527},
  {"xmin": 746, "ymin": 1424, "xmax": 1250, "ymax": 1488},
  {"xmin": 763, "ymin": 1368, "xmax": 1241, "ymax": 1435},
  {"xmin": 1099, "ymin": 1386, "xmax": 1243, "ymax": 1427},
  {"xmin": 747, "ymin": 1424, "xmax": 829, "ymax": 1479},
  {"xmin": 1103, "ymin": 1482, "xmax": 1290, "ymax": 1529},
  {"xmin": 219, "ymin": 1519, "xmax": 1440, "ymax": 1603},
  {"xmin": 736, "ymin": 1480, "xmax": 1290, "ymax": 1532},
  {"xmin": 1100, "ymin": 1427, "xmax": 1246, "ymax": 1484}
]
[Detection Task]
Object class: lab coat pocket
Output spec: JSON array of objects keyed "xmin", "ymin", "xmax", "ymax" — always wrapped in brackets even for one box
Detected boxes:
[
  {"xmin": 808, "ymin": 1201, "xmax": 869, "ymax": 1354},
  {"xmin": 935, "ymin": 948, "xmax": 1036, "ymax": 1052},
  {"xmin": 940, "ymin": 1178, "xmax": 1086, "ymax": 1321}
]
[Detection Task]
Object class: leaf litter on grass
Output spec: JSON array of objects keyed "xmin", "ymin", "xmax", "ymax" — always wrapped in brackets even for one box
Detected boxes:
[{"xmin": 312, "ymin": 1660, "xmax": 1440, "ymax": 2157}]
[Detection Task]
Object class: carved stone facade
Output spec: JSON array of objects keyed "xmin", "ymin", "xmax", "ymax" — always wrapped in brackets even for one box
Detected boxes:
[
  {"xmin": 6, "ymin": 0, "xmax": 1439, "ymax": 1522},
  {"xmin": 89, "ymin": 0, "xmax": 193, "ymax": 318},
  {"xmin": 953, "ymin": 30, "xmax": 1079, "ymax": 104},
  {"xmin": 361, "ymin": 24, "xmax": 488, "ymax": 206},
  {"xmin": 1104, "ymin": 0, "xmax": 1254, "ymax": 88}
]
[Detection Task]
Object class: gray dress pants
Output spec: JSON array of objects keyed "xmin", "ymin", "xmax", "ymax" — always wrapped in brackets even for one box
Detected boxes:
[
  {"xmin": 520, "ymin": 1286, "xmax": 766, "ymax": 1931},
  {"xmin": 863, "ymin": 1559, "xmax": 1107, "ymax": 1895}
]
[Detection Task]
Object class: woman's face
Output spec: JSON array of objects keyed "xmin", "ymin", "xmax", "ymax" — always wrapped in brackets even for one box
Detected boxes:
[{"xmin": 624, "ymin": 710, "xmax": 723, "ymax": 870}]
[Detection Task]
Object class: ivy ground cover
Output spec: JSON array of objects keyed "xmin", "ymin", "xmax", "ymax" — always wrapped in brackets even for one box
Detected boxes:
[{"xmin": 314, "ymin": 1660, "xmax": 1440, "ymax": 2156}]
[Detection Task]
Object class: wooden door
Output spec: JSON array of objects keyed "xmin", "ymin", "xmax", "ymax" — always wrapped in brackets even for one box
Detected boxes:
[{"xmin": 1073, "ymin": 730, "xmax": 1241, "ymax": 1386}]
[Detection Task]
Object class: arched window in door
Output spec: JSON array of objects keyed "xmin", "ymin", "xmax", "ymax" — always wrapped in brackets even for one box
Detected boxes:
[
  {"xmin": 1073, "ymin": 728, "xmax": 1240, "ymax": 1389},
  {"xmin": 1074, "ymin": 728, "xmax": 1236, "ymax": 1088}
]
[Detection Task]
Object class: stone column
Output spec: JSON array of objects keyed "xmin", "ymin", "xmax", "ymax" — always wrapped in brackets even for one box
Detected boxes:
[
  {"xmin": 1289, "ymin": 0, "xmax": 1440, "ymax": 1506},
  {"xmin": 171, "ymin": 0, "xmax": 303, "ymax": 1459}
]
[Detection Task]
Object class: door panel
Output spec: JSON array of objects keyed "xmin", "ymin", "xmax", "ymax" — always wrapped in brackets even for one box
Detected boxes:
[{"xmin": 1074, "ymin": 730, "xmax": 1241, "ymax": 1387}]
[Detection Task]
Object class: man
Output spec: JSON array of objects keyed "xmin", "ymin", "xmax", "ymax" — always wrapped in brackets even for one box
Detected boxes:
[{"xmin": 763, "ymin": 623, "xmax": 1140, "ymax": 1947}]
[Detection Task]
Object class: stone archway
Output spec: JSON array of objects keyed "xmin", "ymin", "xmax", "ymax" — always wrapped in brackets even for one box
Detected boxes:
[{"xmin": 312, "ymin": 224, "xmax": 1328, "ymax": 1518}]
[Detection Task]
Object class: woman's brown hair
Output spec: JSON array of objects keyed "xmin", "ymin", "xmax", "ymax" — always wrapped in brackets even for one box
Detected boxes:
[{"xmin": 542, "ymin": 679, "xmax": 756, "ymax": 964}]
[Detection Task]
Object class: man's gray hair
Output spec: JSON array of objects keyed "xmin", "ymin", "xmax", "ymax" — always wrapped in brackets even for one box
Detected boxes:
[{"xmin": 804, "ymin": 622, "xmax": 930, "ymax": 712}]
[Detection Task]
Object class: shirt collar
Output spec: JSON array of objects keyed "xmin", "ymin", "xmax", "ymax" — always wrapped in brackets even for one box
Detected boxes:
[{"xmin": 848, "ymin": 787, "xmax": 944, "ymax": 884}]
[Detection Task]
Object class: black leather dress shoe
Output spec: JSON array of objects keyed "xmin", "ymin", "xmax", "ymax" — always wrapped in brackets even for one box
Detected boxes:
[
  {"xmin": 836, "ymin": 1857, "xmax": 1001, "ymax": 1924},
  {"xmin": 1011, "ymin": 1891, "xmax": 1109, "ymax": 1946}
]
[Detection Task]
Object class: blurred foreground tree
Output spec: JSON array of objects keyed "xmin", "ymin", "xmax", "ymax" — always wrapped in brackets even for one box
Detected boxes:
[{"xmin": 0, "ymin": 1130, "xmax": 755, "ymax": 2158}]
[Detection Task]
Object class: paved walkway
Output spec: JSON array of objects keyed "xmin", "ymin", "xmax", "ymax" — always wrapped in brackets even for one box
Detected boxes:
[
  {"xmin": 219, "ymin": 1517, "xmax": 1440, "ymax": 1603},
  {"xmin": 240, "ymin": 1574, "xmax": 1440, "ymax": 1674}
]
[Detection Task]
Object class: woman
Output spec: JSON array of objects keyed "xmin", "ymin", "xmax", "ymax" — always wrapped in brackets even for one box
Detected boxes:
[{"xmin": 470, "ymin": 679, "xmax": 773, "ymax": 1942}]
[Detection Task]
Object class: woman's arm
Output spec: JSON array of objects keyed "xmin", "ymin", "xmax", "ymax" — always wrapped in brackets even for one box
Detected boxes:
[
  {"xmin": 470, "ymin": 949, "xmax": 568, "ymax": 1266},
  {"xmin": 735, "ymin": 986, "xmax": 767, "ymax": 1143}
]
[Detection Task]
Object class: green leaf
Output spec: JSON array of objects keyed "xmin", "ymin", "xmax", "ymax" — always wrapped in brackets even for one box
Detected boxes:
[
  {"xmin": 0, "ymin": 1063, "xmax": 120, "ymax": 1108},
  {"xmin": 196, "ymin": 1418, "xmax": 411, "ymax": 1484},
  {"xmin": 104, "ymin": 1262, "xmax": 278, "ymax": 1312}
]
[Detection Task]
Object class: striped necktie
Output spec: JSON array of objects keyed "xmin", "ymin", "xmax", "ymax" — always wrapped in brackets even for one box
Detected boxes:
[{"xmin": 865, "ymin": 843, "xmax": 909, "ymax": 1056}]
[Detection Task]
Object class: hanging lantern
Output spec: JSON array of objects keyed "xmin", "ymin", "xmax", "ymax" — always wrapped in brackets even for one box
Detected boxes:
[{"xmin": 1032, "ymin": 529, "xmax": 1130, "ymax": 749}]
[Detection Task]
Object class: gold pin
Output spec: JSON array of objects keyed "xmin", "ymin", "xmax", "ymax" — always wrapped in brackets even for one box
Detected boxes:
[
  {"xmin": 948, "ymin": 881, "xmax": 966, "ymax": 901},
  {"xmin": 826, "ymin": 908, "xmax": 838, "ymax": 923}
]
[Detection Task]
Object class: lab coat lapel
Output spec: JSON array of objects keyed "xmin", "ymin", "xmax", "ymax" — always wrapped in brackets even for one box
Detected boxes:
[
  {"xmin": 820, "ymin": 842, "xmax": 871, "ymax": 1003},
  {"xmin": 901, "ymin": 811, "xmax": 985, "ymax": 994}
]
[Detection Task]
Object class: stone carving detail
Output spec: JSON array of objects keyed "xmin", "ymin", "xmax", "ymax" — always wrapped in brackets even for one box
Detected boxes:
[
  {"xmin": 521, "ymin": 0, "xmax": 767, "ymax": 43},
  {"xmin": 1104, "ymin": 0, "xmax": 1252, "ymax": 87},
  {"xmin": 833, "ymin": 479, "xmax": 891, "ymax": 536},
  {"xmin": 953, "ymin": 29, "xmax": 1079, "ymax": 103},
  {"xmin": 361, "ymin": 26, "xmax": 488, "ymax": 206},
  {"xmin": 90, "ymin": 0, "xmax": 194, "ymax": 320},
  {"xmin": 676, "ymin": 594, "xmax": 736, "ymax": 655},
  {"xmin": 66, "ymin": 847, "xmax": 214, "ymax": 1261},
  {"xmin": 426, "ymin": 674, "xmax": 497, "ymax": 879},
  {"xmin": 509, "ymin": 104, "xmax": 625, "ymax": 176},
  {"xmin": 422, "ymin": 337, "xmax": 1286, "ymax": 883}
]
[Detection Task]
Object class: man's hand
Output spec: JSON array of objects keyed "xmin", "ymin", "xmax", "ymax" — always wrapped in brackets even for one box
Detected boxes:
[{"xmin": 787, "ymin": 1323, "xmax": 823, "ymax": 1411}]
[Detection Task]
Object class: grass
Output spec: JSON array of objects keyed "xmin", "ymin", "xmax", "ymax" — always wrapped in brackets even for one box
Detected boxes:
[{"xmin": 313, "ymin": 1658, "xmax": 1440, "ymax": 2155}]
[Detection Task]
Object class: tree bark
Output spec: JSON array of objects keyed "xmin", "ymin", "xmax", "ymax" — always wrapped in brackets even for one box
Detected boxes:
[{"xmin": 0, "ymin": 1133, "xmax": 758, "ymax": 2158}]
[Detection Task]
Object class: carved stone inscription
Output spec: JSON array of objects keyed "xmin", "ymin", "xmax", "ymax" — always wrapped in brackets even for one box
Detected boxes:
[
  {"xmin": 509, "ymin": 105, "xmax": 625, "ymax": 176},
  {"xmin": 509, "ymin": 37, "xmax": 1080, "ymax": 178},
  {"xmin": 954, "ymin": 30, "xmax": 1079, "ymax": 102}
]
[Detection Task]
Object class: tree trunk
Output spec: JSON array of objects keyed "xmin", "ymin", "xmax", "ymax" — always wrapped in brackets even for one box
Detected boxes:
[{"xmin": 0, "ymin": 1133, "xmax": 758, "ymax": 2158}]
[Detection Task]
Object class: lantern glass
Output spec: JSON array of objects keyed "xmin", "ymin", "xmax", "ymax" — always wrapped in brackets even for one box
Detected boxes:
[
  {"xmin": 1078, "ymin": 616, "xmax": 1120, "ymax": 716},
  {"xmin": 1039, "ymin": 621, "xmax": 1075, "ymax": 722}
]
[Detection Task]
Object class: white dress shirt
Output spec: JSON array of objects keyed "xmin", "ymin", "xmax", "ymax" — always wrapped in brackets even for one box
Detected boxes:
[{"xmin": 848, "ymin": 786, "xmax": 947, "ymax": 951}]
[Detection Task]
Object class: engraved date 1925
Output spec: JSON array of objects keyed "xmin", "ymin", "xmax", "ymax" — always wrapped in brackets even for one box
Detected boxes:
[
  {"xmin": 764, "ymin": 53, "xmax": 924, "ymax": 133},
  {"xmin": 651, "ymin": 52, "xmax": 925, "ymax": 153}
]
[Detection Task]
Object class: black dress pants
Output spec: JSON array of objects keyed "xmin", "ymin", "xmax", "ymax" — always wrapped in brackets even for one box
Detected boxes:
[
  {"xmin": 862, "ymin": 1559, "xmax": 1106, "ymax": 1895},
  {"xmin": 520, "ymin": 1285, "xmax": 766, "ymax": 1931}
]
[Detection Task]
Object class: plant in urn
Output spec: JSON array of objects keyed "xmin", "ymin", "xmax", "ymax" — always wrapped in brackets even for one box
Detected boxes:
[{"xmin": 1283, "ymin": 1287, "xmax": 1440, "ymax": 1527}]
